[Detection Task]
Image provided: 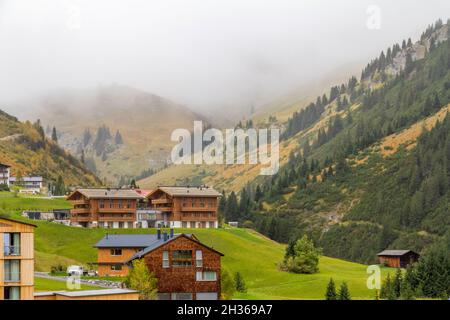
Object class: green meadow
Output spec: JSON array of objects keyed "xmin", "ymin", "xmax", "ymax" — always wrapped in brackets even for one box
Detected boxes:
[{"xmin": 0, "ymin": 192, "xmax": 389, "ymax": 299}]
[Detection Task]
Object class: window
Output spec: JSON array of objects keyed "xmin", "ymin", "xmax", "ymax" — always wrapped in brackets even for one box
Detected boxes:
[
  {"xmin": 4, "ymin": 260, "xmax": 20, "ymax": 282},
  {"xmin": 119, "ymin": 222, "xmax": 124, "ymax": 228},
  {"xmin": 182, "ymin": 222, "xmax": 187, "ymax": 228},
  {"xmin": 4, "ymin": 233, "xmax": 20, "ymax": 256},
  {"xmin": 110, "ymin": 249, "xmax": 122, "ymax": 256},
  {"xmin": 171, "ymin": 292, "xmax": 193, "ymax": 300},
  {"xmin": 172, "ymin": 250, "xmax": 192, "ymax": 266},
  {"xmin": 162, "ymin": 251, "xmax": 169, "ymax": 268},
  {"xmin": 99, "ymin": 200, "xmax": 105, "ymax": 208},
  {"xmin": 109, "ymin": 200, "xmax": 113, "ymax": 209},
  {"xmin": 4, "ymin": 287, "xmax": 20, "ymax": 300},
  {"xmin": 157, "ymin": 293, "xmax": 171, "ymax": 300},
  {"xmin": 118, "ymin": 200, "xmax": 122, "ymax": 209},
  {"xmin": 196, "ymin": 271, "xmax": 217, "ymax": 281},
  {"xmin": 127, "ymin": 200, "xmax": 132, "ymax": 209},
  {"xmin": 111, "ymin": 264, "xmax": 122, "ymax": 271},
  {"xmin": 196, "ymin": 250, "xmax": 203, "ymax": 267}
]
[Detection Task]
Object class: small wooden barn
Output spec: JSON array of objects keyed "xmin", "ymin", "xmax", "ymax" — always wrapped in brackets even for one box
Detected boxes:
[{"xmin": 377, "ymin": 250, "xmax": 420, "ymax": 268}]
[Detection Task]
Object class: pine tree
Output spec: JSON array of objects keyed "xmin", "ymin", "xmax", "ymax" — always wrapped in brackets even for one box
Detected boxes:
[
  {"xmin": 338, "ymin": 282, "xmax": 351, "ymax": 300},
  {"xmin": 225, "ymin": 191, "xmax": 239, "ymax": 221},
  {"xmin": 393, "ymin": 268, "xmax": 403, "ymax": 298},
  {"xmin": 234, "ymin": 272, "xmax": 247, "ymax": 293},
  {"xmin": 51, "ymin": 126, "xmax": 58, "ymax": 143},
  {"xmin": 254, "ymin": 185, "xmax": 263, "ymax": 202},
  {"xmin": 115, "ymin": 130, "xmax": 123, "ymax": 144},
  {"xmin": 325, "ymin": 278, "xmax": 337, "ymax": 300}
]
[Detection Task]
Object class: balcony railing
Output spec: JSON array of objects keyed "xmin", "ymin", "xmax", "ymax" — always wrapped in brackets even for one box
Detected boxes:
[
  {"xmin": 4, "ymin": 246, "xmax": 21, "ymax": 256},
  {"xmin": 98, "ymin": 207, "xmax": 135, "ymax": 213},
  {"xmin": 4, "ymin": 272, "xmax": 21, "ymax": 282},
  {"xmin": 152, "ymin": 198, "xmax": 171, "ymax": 204},
  {"xmin": 181, "ymin": 206, "xmax": 216, "ymax": 212}
]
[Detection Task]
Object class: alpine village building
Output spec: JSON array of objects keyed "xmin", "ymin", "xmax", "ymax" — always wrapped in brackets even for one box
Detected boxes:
[
  {"xmin": 94, "ymin": 229, "xmax": 223, "ymax": 300},
  {"xmin": 0, "ymin": 163, "xmax": 11, "ymax": 187},
  {"xmin": 68, "ymin": 186, "xmax": 221, "ymax": 229},
  {"xmin": 0, "ymin": 217, "xmax": 36, "ymax": 300},
  {"xmin": 377, "ymin": 250, "xmax": 420, "ymax": 268}
]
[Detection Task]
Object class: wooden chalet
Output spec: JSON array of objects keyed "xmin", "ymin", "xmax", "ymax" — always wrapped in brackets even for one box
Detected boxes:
[
  {"xmin": 126, "ymin": 231, "xmax": 223, "ymax": 300},
  {"xmin": 377, "ymin": 250, "xmax": 420, "ymax": 268},
  {"xmin": 146, "ymin": 186, "xmax": 221, "ymax": 229},
  {"xmin": 67, "ymin": 188, "xmax": 144, "ymax": 228}
]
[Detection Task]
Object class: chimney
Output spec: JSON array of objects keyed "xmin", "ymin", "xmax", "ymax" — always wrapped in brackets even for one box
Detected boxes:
[
  {"xmin": 157, "ymin": 229, "xmax": 161, "ymax": 240},
  {"xmin": 170, "ymin": 228, "xmax": 174, "ymax": 238},
  {"xmin": 163, "ymin": 232, "xmax": 168, "ymax": 242}
]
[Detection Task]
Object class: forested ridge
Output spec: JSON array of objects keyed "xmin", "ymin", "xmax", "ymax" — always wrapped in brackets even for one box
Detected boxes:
[
  {"xmin": 218, "ymin": 20, "xmax": 450, "ymax": 269},
  {"xmin": 0, "ymin": 109, "xmax": 101, "ymax": 190}
]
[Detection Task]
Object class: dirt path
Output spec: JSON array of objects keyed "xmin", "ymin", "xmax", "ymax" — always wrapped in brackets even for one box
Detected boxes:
[{"xmin": 0, "ymin": 134, "xmax": 23, "ymax": 141}]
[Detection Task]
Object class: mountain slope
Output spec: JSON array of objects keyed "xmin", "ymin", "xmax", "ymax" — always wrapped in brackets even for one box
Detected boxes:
[
  {"xmin": 0, "ymin": 109, "xmax": 101, "ymax": 187},
  {"xmin": 31, "ymin": 85, "xmax": 206, "ymax": 184},
  {"xmin": 240, "ymin": 21, "xmax": 450, "ymax": 264}
]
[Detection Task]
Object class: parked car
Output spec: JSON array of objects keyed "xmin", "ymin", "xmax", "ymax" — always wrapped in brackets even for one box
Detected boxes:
[
  {"xmin": 67, "ymin": 265, "xmax": 84, "ymax": 276},
  {"xmin": 86, "ymin": 270, "xmax": 98, "ymax": 277}
]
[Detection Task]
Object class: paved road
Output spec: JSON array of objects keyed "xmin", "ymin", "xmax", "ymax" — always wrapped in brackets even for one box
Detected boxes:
[{"xmin": 34, "ymin": 272, "xmax": 122, "ymax": 289}]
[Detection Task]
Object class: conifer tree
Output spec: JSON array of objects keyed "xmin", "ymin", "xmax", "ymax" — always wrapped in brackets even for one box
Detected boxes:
[
  {"xmin": 338, "ymin": 282, "xmax": 351, "ymax": 300},
  {"xmin": 234, "ymin": 272, "xmax": 247, "ymax": 293},
  {"xmin": 51, "ymin": 126, "xmax": 58, "ymax": 143},
  {"xmin": 325, "ymin": 278, "xmax": 337, "ymax": 300}
]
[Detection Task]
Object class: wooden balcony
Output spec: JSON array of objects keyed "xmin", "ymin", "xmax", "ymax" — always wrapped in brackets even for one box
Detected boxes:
[
  {"xmin": 71, "ymin": 208, "xmax": 91, "ymax": 214},
  {"xmin": 152, "ymin": 198, "xmax": 171, "ymax": 204},
  {"xmin": 151, "ymin": 206, "xmax": 172, "ymax": 212},
  {"xmin": 180, "ymin": 215, "xmax": 217, "ymax": 222},
  {"xmin": 70, "ymin": 199, "xmax": 89, "ymax": 205},
  {"xmin": 180, "ymin": 206, "xmax": 216, "ymax": 212},
  {"xmin": 70, "ymin": 215, "xmax": 92, "ymax": 222},
  {"xmin": 98, "ymin": 215, "xmax": 135, "ymax": 222},
  {"xmin": 98, "ymin": 207, "xmax": 135, "ymax": 213}
]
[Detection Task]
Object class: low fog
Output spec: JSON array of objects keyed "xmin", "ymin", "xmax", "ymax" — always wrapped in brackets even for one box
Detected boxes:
[{"xmin": 0, "ymin": 0, "xmax": 449, "ymax": 119}]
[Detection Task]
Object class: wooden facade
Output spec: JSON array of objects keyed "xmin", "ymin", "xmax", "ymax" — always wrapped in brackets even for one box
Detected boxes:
[
  {"xmin": 97, "ymin": 247, "xmax": 143, "ymax": 277},
  {"xmin": 131, "ymin": 234, "xmax": 223, "ymax": 300},
  {"xmin": 0, "ymin": 217, "xmax": 36, "ymax": 300},
  {"xmin": 377, "ymin": 250, "xmax": 420, "ymax": 268},
  {"xmin": 147, "ymin": 187, "xmax": 221, "ymax": 229},
  {"xmin": 67, "ymin": 189, "xmax": 142, "ymax": 228}
]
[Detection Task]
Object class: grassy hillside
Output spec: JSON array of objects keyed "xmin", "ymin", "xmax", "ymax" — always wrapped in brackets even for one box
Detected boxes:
[
  {"xmin": 0, "ymin": 192, "xmax": 387, "ymax": 299},
  {"xmin": 0, "ymin": 109, "xmax": 101, "ymax": 187}
]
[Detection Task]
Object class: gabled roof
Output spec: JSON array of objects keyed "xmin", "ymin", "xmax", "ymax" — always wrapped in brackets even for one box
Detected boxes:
[
  {"xmin": 67, "ymin": 188, "xmax": 144, "ymax": 200},
  {"xmin": 377, "ymin": 250, "xmax": 418, "ymax": 257},
  {"xmin": 134, "ymin": 189, "xmax": 153, "ymax": 197},
  {"xmin": 94, "ymin": 234, "xmax": 159, "ymax": 248},
  {"xmin": 147, "ymin": 186, "xmax": 221, "ymax": 198},
  {"xmin": 125, "ymin": 233, "xmax": 224, "ymax": 264},
  {"xmin": 0, "ymin": 216, "xmax": 37, "ymax": 227},
  {"xmin": 0, "ymin": 163, "xmax": 11, "ymax": 168}
]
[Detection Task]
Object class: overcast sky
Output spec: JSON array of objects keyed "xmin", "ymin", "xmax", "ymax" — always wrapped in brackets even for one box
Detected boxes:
[{"xmin": 0, "ymin": 0, "xmax": 449, "ymax": 117}]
